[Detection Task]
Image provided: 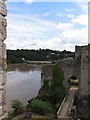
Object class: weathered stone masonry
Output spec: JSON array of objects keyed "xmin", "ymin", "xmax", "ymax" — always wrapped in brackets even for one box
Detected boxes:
[
  {"xmin": 42, "ymin": 45, "xmax": 90, "ymax": 119},
  {"xmin": 0, "ymin": 0, "xmax": 7, "ymax": 119}
]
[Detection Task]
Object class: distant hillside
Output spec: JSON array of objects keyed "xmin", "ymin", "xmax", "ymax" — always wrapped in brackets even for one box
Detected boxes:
[{"xmin": 7, "ymin": 49, "xmax": 75, "ymax": 64}]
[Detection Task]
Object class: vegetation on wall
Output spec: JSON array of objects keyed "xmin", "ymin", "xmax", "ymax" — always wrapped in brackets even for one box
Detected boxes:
[
  {"xmin": 30, "ymin": 64, "xmax": 66, "ymax": 116},
  {"xmin": 8, "ymin": 99, "xmax": 24, "ymax": 119},
  {"xmin": 11, "ymin": 99, "xmax": 24, "ymax": 116}
]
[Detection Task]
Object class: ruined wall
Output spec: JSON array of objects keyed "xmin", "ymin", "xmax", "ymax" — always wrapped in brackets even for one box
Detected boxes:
[
  {"xmin": 79, "ymin": 46, "xmax": 88, "ymax": 96},
  {"xmin": 57, "ymin": 59, "xmax": 75, "ymax": 91},
  {"xmin": 42, "ymin": 45, "xmax": 89, "ymax": 97},
  {"xmin": 0, "ymin": 0, "xmax": 7, "ymax": 119},
  {"xmin": 58, "ymin": 46, "xmax": 82, "ymax": 83},
  {"xmin": 88, "ymin": 44, "xmax": 90, "ymax": 96},
  {"xmin": 58, "ymin": 59, "xmax": 75, "ymax": 81},
  {"xmin": 58, "ymin": 45, "xmax": 89, "ymax": 97},
  {"xmin": 88, "ymin": 44, "xmax": 90, "ymax": 118},
  {"xmin": 75, "ymin": 45, "xmax": 89, "ymax": 96}
]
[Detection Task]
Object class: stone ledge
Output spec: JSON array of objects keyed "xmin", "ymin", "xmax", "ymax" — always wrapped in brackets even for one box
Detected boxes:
[{"xmin": 0, "ymin": 1, "xmax": 7, "ymax": 17}]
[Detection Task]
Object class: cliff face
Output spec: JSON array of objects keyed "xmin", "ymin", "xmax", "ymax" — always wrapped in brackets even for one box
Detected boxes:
[{"xmin": 0, "ymin": 0, "xmax": 7, "ymax": 119}]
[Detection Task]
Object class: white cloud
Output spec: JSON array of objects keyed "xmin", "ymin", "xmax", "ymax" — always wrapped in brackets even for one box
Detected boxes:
[
  {"xmin": 43, "ymin": 13, "xmax": 51, "ymax": 16},
  {"xmin": 25, "ymin": 0, "xmax": 33, "ymax": 4},
  {"xmin": 57, "ymin": 22, "xmax": 73, "ymax": 30},
  {"xmin": 65, "ymin": 8, "xmax": 77, "ymax": 12},
  {"xmin": 56, "ymin": 13, "xmax": 65, "ymax": 17},
  {"xmin": 72, "ymin": 14, "xmax": 88, "ymax": 26},
  {"xmin": 56, "ymin": 13, "xmax": 75, "ymax": 19},
  {"xmin": 6, "ymin": 7, "xmax": 88, "ymax": 51},
  {"xmin": 59, "ymin": 26, "xmax": 87, "ymax": 44},
  {"xmin": 7, "ymin": 0, "xmax": 33, "ymax": 3},
  {"xmin": 43, "ymin": 13, "xmax": 49, "ymax": 16},
  {"xmin": 75, "ymin": 1, "xmax": 88, "ymax": 13},
  {"xmin": 54, "ymin": 13, "xmax": 88, "ymax": 51},
  {"xmin": 67, "ymin": 14, "xmax": 74, "ymax": 19},
  {"xmin": 6, "ymin": 13, "xmax": 58, "ymax": 50}
]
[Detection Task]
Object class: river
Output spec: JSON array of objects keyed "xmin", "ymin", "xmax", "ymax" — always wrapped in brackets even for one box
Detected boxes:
[{"xmin": 6, "ymin": 64, "xmax": 42, "ymax": 111}]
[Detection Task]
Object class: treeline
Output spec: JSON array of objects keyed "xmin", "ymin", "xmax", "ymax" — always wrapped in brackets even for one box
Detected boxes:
[{"xmin": 7, "ymin": 49, "xmax": 75, "ymax": 64}]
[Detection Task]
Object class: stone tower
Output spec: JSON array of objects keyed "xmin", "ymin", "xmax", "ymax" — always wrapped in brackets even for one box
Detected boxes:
[
  {"xmin": 0, "ymin": 0, "xmax": 7, "ymax": 119},
  {"xmin": 75, "ymin": 45, "xmax": 89, "ymax": 119},
  {"xmin": 75, "ymin": 45, "xmax": 88, "ymax": 97}
]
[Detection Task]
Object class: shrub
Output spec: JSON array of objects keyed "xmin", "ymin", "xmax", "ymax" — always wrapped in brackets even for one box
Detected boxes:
[
  {"xmin": 30, "ymin": 99, "xmax": 53, "ymax": 115},
  {"xmin": 11, "ymin": 99, "xmax": 24, "ymax": 116}
]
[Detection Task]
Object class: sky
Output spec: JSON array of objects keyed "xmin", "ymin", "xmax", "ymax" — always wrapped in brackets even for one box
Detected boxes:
[{"xmin": 6, "ymin": 0, "xmax": 88, "ymax": 51}]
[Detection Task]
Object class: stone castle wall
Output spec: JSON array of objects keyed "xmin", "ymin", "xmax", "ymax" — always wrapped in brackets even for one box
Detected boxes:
[
  {"xmin": 0, "ymin": 0, "xmax": 89, "ymax": 119},
  {"xmin": 0, "ymin": 0, "xmax": 7, "ymax": 119},
  {"xmin": 42, "ymin": 45, "xmax": 89, "ymax": 97},
  {"xmin": 88, "ymin": 45, "xmax": 90, "ymax": 96},
  {"xmin": 79, "ymin": 46, "xmax": 88, "ymax": 96},
  {"xmin": 57, "ymin": 45, "xmax": 89, "ymax": 97}
]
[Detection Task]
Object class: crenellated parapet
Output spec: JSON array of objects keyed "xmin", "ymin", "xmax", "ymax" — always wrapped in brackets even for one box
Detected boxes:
[{"xmin": 0, "ymin": 0, "xmax": 7, "ymax": 119}]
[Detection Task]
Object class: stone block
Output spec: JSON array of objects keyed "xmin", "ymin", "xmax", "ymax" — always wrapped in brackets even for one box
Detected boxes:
[
  {"xmin": 2, "ymin": 43, "xmax": 6, "ymax": 59},
  {"xmin": 2, "ymin": 84, "xmax": 6, "ymax": 91},
  {"xmin": 0, "ymin": 65, "xmax": 2, "ymax": 71},
  {"xmin": 0, "ymin": 71, "xmax": 6, "ymax": 86},
  {"xmin": 0, "ymin": 85, "xmax": 6, "ymax": 106},
  {"xmin": 2, "ymin": 105, "xmax": 7, "ymax": 115},
  {"xmin": 0, "ymin": 15, "xmax": 7, "ymax": 27},
  {"xmin": 2, "ymin": 59, "xmax": 7, "ymax": 70},
  {"xmin": 0, "ymin": 0, "xmax": 6, "ymax": 2},
  {"xmin": 0, "ymin": 106, "xmax": 3, "ymax": 117},
  {"xmin": 0, "ymin": 0, "xmax": 7, "ymax": 16},
  {"xmin": 0, "ymin": 39, "xmax": 2, "ymax": 71},
  {"xmin": 2, "ymin": 92, "xmax": 6, "ymax": 104},
  {"xmin": 0, "ymin": 32, "xmax": 4, "ymax": 41},
  {"xmin": 0, "ymin": 90, "xmax": 2, "ymax": 105},
  {"xmin": 0, "ymin": 85, "xmax": 3, "ymax": 91},
  {"xmin": 0, "ymin": 60, "xmax": 2, "ymax": 71},
  {"xmin": 2, "ymin": 71, "xmax": 6, "ymax": 85},
  {"xmin": 1, "ymin": 112, "xmax": 8, "ymax": 119},
  {"xmin": 0, "ymin": 71, "xmax": 3, "ymax": 85},
  {"xmin": 0, "ymin": 39, "xmax": 2, "ymax": 61},
  {"xmin": 0, "ymin": 15, "xmax": 7, "ymax": 40}
]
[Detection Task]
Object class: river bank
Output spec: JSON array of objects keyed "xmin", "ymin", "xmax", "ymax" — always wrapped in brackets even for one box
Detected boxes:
[
  {"xmin": 6, "ymin": 64, "xmax": 42, "ymax": 111},
  {"xmin": 6, "ymin": 64, "xmax": 66, "ymax": 119}
]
